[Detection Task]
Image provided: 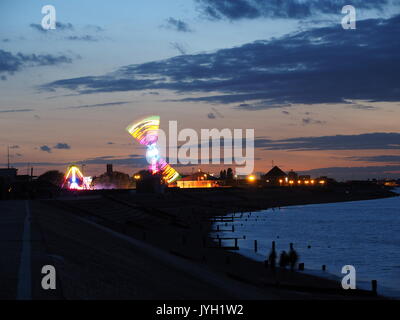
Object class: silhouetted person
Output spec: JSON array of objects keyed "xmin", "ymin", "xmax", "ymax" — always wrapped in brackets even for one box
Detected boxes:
[
  {"xmin": 279, "ymin": 251, "xmax": 289, "ymax": 269},
  {"xmin": 288, "ymin": 243, "xmax": 299, "ymax": 271}
]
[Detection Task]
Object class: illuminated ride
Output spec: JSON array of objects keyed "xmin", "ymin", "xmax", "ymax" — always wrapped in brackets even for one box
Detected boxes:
[
  {"xmin": 62, "ymin": 165, "xmax": 92, "ymax": 190},
  {"xmin": 126, "ymin": 116, "xmax": 180, "ymax": 184}
]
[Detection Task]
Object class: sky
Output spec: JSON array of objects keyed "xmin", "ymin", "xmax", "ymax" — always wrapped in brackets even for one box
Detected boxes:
[{"xmin": 1, "ymin": 0, "xmax": 400, "ymax": 180}]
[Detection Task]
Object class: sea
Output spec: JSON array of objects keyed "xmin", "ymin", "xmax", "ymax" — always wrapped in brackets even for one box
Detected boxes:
[{"xmin": 213, "ymin": 188, "xmax": 400, "ymax": 298}]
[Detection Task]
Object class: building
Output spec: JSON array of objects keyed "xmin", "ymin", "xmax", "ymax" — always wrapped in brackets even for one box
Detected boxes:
[
  {"xmin": 0, "ymin": 168, "xmax": 18, "ymax": 180},
  {"xmin": 287, "ymin": 169, "xmax": 298, "ymax": 181},
  {"xmin": 177, "ymin": 170, "xmax": 220, "ymax": 189},
  {"xmin": 263, "ymin": 166, "xmax": 327, "ymax": 186},
  {"xmin": 264, "ymin": 166, "xmax": 287, "ymax": 185}
]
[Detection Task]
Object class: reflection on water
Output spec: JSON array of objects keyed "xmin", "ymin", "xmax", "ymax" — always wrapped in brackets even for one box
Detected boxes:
[{"xmin": 214, "ymin": 188, "xmax": 400, "ymax": 298}]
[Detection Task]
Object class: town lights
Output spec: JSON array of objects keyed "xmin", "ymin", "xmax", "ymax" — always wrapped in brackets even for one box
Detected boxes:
[
  {"xmin": 319, "ymin": 180, "xmax": 326, "ymax": 185},
  {"xmin": 247, "ymin": 175, "xmax": 256, "ymax": 182},
  {"xmin": 134, "ymin": 175, "xmax": 141, "ymax": 180}
]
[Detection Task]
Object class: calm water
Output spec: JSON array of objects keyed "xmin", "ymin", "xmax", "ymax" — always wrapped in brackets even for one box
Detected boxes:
[{"xmin": 214, "ymin": 188, "xmax": 400, "ymax": 298}]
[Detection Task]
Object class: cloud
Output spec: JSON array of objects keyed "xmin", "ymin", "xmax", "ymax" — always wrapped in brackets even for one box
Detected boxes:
[
  {"xmin": 299, "ymin": 165, "xmax": 400, "ymax": 180},
  {"xmin": 0, "ymin": 49, "xmax": 73, "ymax": 76},
  {"xmin": 10, "ymin": 145, "xmax": 20, "ymax": 149},
  {"xmin": 1, "ymin": 154, "xmax": 146, "ymax": 169},
  {"xmin": 29, "ymin": 22, "xmax": 74, "ymax": 33},
  {"xmin": 207, "ymin": 112, "xmax": 216, "ymax": 119},
  {"xmin": 170, "ymin": 42, "xmax": 188, "ymax": 55},
  {"xmin": 40, "ymin": 15, "xmax": 400, "ymax": 107},
  {"xmin": 302, "ymin": 117, "xmax": 326, "ymax": 125},
  {"xmin": 346, "ymin": 155, "xmax": 400, "ymax": 163},
  {"xmin": 163, "ymin": 18, "xmax": 193, "ymax": 32},
  {"xmin": 81, "ymin": 154, "xmax": 147, "ymax": 167},
  {"xmin": 40, "ymin": 145, "xmax": 52, "ymax": 153},
  {"xmin": 85, "ymin": 25, "xmax": 105, "ymax": 32},
  {"xmin": 0, "ymin": 109, "xmax": 34, "ymax": 113},
  {"xmin": 63, "ymin": 101, "xmax": 131, "ymax": 109},
  {"xmin": 38, "ymin": 143, "xmax": 71, "ymax": 152},
  {"xmin": 53, "ymin": 143, "xmax": 71, "ymax": 150},
  {"xmin": 255, "ymin": 132, "xmax": 400, "ymax": 151},
  {"xmin": 195, "ymin": 0, "xmax": 397, "ymax": 20},
  {"xmin": 65, "ymin": 35, "xmax": 99, "ymax": 42},
  {"xmin": 345, "ymin": 101, "xmax": 379, "ymax": 111},
  {"xmin": 29, "ymin": 22, "xmax": 103, "ymax": 41}
]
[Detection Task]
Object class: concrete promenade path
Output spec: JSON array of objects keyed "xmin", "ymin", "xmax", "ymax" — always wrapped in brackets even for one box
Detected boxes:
[{"xmin": 0, "ymin": 200, "xmax": 285, "ymax": 300}]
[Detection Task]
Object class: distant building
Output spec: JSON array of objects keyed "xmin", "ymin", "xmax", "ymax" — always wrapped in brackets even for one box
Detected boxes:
[
  {"xmin": 287, "ymin": 169, "xmax": 298, "ymax": 181},
  {"xmin": 264, "ymin": 166, "xmax": 287, "ymax": 185},
  {"xmin": 0, "ymin": 168, "xmax": 18, "ymax": 180},
  {"xmin": 382, "ymin": 180, "xmax": 399, "ymax": 187},
  {"xmin": 263, "ymin": 166, "xmax": 328, "ymax": 186},
  {"xmin": 177, "ymin": 170, "xmax": 220, "ymax": 189}
]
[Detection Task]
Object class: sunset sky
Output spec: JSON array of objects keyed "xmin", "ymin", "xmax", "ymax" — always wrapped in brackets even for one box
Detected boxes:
[{"xmin": 1, "ymin": 0, "xmax": 400, "ymax": 180}]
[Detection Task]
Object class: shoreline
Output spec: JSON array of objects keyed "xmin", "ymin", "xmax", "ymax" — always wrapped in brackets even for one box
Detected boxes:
[{"xmin": 214, "ymin": 190, "xmax": 399, "ymax": 299}]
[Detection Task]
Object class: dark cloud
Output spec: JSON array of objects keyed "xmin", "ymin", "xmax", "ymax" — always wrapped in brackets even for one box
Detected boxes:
[
  {"xmin": 63, "ymin": 101, "xmax": 131, "ymax": 109},
  {"xmin": 40, "ymin": 145, "xmax": 52, "ymax": 153},
  {"xmin": 29, "ymin": 22, "xmax": 74, "ymax": 33},
  {"xmin": 346, "ymin": 155, "xmax": 400, "ymax": 163},
  {"xmin": 163, "ymin": 18, "xmax": 193, "ymax": 32},
  {"xmin": 30, "ymin": 22, "xmax": 103, "ymax": 42},
  {"xmin": 65, "ymin": 35, "xmax": 99, "ymax": 42},
  {"xmin": 299, "ymin": 165, "xmax": 400, "ymax": 180},
  {"xmin": 0, "ymin": 49, "xmax": 73, "ymax": 76},
  {"xmin": 255, "ymin": 132, "xmax": 400, "ymax": 151},
  {"xmin": 1, "ymin": 154, "xmax": 146, "ymax": 169},
  {"xmin": 0, "ymin": 161, "xmax": 65, "ymax": 167},
  {"xmin": 81, "ymin": 154, "xmax": 147, "ymax": 167},
  {"xmin": 53, "ymin": 143, "xmax": 71, "ymax": 150},
  {"xmin": 2, "ymin": 38, "xmax": 10, "ymax": 43},
  {"xmin": 195, "ymin": 0, "xmax": 396, "ymax": 20},
  {"xmin": 0, "ymin": 109, "xmax": 34, "ymax": 113},
  {"xmin": 41, "ymin": 15, "xmax": 400, "ymax": 107}
]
